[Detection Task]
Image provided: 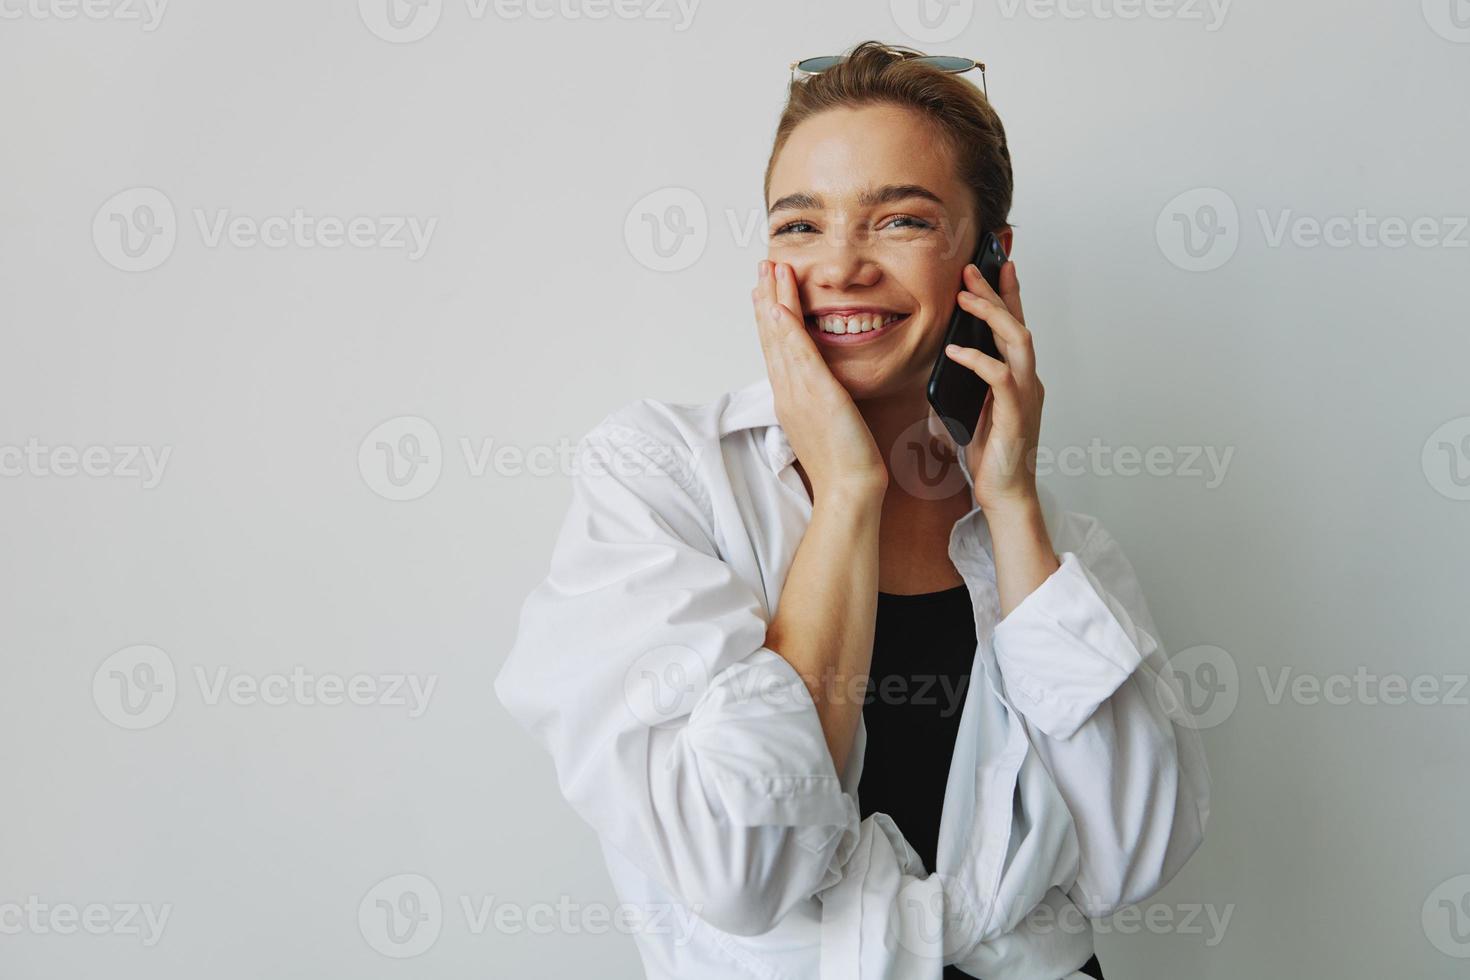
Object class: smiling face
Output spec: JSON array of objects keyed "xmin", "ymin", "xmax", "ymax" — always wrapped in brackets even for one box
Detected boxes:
[{"xmin": 765, "ymin": 103, "xmax": 982, "ymax": 401}]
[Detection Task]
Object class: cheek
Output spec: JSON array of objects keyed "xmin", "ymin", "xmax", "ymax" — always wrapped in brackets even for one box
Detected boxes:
[{"xmin": 907, "ymin": 266, "xmax": 963, "ymax": 326}]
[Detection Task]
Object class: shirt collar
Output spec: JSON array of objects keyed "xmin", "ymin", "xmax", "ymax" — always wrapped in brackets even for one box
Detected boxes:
[
  {"xmin": 720, "ymin": 376, "xmax": 797, "ymax": 476},
  {"xmin": 719, "ymin": 375, "xmax": 781, "ymax": 440}
]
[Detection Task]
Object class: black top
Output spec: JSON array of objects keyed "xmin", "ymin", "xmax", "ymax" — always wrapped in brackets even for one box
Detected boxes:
[
  {"xmin": 858, "ymin": 582, "xmax": 1104, "ymax": 980},
  {"xmin": 859, "ymin": 582, "xmax": 975, "ymax": 874}
]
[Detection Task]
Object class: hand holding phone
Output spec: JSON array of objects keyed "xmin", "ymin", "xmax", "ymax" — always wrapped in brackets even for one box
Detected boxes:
[{"xmin": 925, "ymin": 231, "xmax": 1008, "ymax": 445}]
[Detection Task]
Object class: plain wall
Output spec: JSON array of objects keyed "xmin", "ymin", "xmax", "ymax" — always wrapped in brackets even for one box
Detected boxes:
[{"xmin": 2, "ymin": 0, "xmax": 1468, "ymax": 976}]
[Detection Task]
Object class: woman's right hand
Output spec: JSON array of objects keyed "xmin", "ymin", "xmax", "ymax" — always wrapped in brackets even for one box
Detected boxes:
[{"xmin": 751, "ymin": 259, "xmax": 888, "ymax": 502}]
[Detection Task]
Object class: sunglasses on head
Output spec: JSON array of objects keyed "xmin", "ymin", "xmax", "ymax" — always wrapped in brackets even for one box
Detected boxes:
[{"xmin": 789, "ymin": 50, "xmax": 987, "ymax": 97}]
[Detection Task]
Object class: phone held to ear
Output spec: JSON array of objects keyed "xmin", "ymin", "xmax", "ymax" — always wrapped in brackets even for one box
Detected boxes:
[{"xmin": 925, "ymin": 231, "xmax": 1008, "ymax": 446}]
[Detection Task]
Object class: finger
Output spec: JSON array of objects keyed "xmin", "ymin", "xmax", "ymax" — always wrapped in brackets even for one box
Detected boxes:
[
  {"xmin": 944, "ymin": 342, "xmax": 1022, "ymax": 429},
  {"xmin": 756, "ymin": 269, "xmax": 821, "ymax": 372},
  {"xmin": 755, "ymin": 261, "xmax": 804, "ymax": 347},
  {"xmin": 956, "ymin": 289, "xmax": 1035, "ymax": 382},
  {"xmin": 752, "ymin": 262, "xmax": 789, "ymax": 384},
  {"xmin": 752, "ymin": 261, "xmax": 773, "ymax": 350},
  {"xmin": 942, "ymin": 340, "xmax": 1010, "ymax": 389},
  {"xmin": 959, "ymin": 262, "xmax": 1026, "ymax": 366},
  {"xmin": 962, "ymin": 259, "xmax": 1024, "ymax": 327},
  {"xmin": 998, "ymin": 260, "xmax": 1024, "ymax": 326},
  {"xmin": 774, "ymin": 261, "xmax": 805, "ymax": 325}
]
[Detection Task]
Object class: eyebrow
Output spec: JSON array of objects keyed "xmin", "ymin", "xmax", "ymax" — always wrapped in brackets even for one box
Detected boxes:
[{"xmin": 767, "ymin": 183, "xmax": 946, "ymax": 216}]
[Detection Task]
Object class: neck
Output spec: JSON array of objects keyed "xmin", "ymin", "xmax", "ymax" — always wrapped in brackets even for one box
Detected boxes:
[{"xmin": 853, "ymin": 385, "xmax": 971, "ymax": 511}]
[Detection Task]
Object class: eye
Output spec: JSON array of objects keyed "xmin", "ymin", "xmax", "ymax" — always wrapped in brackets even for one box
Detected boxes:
[
  {"xmin": 772, "ymin": 220, "xmax": 818, "ymax": 237},
  {"xmin": 882, "ymin": 215, "xmax": 933, "ymax": 231}
]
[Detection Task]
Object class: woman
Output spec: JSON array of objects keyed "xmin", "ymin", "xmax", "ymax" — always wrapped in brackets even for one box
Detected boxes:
[{"xmin": 496, "ymin": 41, "xmax": 1210, "ymax": 979}]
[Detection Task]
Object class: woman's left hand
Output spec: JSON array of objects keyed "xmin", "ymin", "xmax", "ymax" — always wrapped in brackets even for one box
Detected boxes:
[{"xmin": 939, "ymin": 260, "xmax": 1045, "ymax": 515}]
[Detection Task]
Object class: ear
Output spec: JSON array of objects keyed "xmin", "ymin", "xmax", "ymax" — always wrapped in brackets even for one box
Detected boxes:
[{"xmin": 997, "ymin": 225, "xmax": 1014, "ymax": 256}]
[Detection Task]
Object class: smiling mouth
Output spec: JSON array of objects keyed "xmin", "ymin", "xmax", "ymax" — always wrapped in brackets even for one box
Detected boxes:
[{"xmin": 804, "ymin": 311, "xmax": 910, "ymax": 338}]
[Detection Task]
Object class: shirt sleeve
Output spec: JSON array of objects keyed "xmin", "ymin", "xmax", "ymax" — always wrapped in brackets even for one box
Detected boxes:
[
  {"xmin": 493, "ymin": 419, "xmax": 862, "ymax": 938},
  {"xmin": 988, "ymin": 515, "xmax": 1212, "ymax": 915}
]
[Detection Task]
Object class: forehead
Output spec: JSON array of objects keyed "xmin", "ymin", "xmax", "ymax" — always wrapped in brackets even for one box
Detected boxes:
[{"xmin": 767, "ymin": 104, "xmax": 962, "ymax": 206}]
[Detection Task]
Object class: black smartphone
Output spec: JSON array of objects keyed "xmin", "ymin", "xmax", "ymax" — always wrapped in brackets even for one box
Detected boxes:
[{"xmin": 925, "ymin": 231, "xmax": 1008, "ymax": 446}]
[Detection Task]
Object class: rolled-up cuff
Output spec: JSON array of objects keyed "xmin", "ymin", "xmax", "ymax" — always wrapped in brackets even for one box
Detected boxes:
[{"xmin": 991, "ymin": 551, "xmax": 1148, "ymax": 740}]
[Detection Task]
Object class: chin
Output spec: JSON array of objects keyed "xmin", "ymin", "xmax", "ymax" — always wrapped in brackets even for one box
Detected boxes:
[{"xmin": 825, "ymin": 360, "xmax": 925, "ymax": 402}]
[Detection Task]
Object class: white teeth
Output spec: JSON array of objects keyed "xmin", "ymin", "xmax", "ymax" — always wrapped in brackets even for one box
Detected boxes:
[{"xmin": 813, "ymin": 312, "xmax": 903, "ymax": 335}]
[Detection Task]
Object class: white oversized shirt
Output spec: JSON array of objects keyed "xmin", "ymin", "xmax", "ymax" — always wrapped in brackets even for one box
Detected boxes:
[{"xmin": 494, "ymin": 375, "xmax": 1210, "ymax": 980}]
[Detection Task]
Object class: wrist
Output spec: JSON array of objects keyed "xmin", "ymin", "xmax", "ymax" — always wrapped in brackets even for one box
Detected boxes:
[
  {"xmin": 985, "ymin": 495, "xmax": 1056, "ymax": 554},
  {"xmin": 815, "ymin": 477, "xmax": 887, "ymax": 512},
  {"xmin": 977, "ymin": 490, "xmax": 1043, "ymax": 526}
]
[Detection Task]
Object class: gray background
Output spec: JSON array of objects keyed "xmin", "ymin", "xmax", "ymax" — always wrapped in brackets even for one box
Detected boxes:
[{"xmin": 2, "ymin": 0, "xmax": 1468, "ymax": 977}]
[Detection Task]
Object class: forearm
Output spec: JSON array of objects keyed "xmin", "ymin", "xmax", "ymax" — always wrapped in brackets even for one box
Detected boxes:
[
  {"xmin": 765, "ymin": 487, "xmax": 883, "ymax": 775},
  {"xmin": 988, "ymin": 497, "xmax": 1061, "ymax": 619}
]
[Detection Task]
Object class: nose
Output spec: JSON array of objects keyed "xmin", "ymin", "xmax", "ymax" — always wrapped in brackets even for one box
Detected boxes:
[{"xmin": 799, "ymin": 234, "xmax": 883, "ymax": 295}]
